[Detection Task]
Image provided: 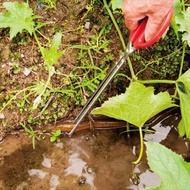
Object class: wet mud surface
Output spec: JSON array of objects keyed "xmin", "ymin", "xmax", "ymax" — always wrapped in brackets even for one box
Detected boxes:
[{"xmin": 0, "ymin": 111, "xmax": 190, "ymax": 190}]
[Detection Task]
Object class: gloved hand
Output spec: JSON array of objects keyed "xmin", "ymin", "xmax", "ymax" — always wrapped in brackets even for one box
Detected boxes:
[{"xmin": 122, "ymin": 0, "xmax": 173, "ymax": 41}]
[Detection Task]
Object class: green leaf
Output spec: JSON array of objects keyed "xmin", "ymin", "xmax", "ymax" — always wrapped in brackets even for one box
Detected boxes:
[
  {"xmin": 42, "ymin": 32, "xmax": 64, "ymax": 68},
  {"xmin": 178, "ymin": 119, "xmax": 185, "ymax": 137},
  {"xmin": 0, "ymin": 2, "xmax": 35, "ymax": 39},
  {"xmin": 176, "ymin": 7, "xmax": 190, "ymax": 46},
  {"xmin": 145, "ymin": 142, "xmax": 190, "ymax": 190},
  {"xmin": 176, "ymin": 69, "xmax": 190, "ymax": 138},
  {"xmin": 171, "ymin": 0, "xmax": 183, "ymax": 37},
  {"xmin": 111, "ymin": 0, "xmax": 123, "ymax": 11},
  {"xmin": 92, "ymin": 82, "xmax": 175, "ymax": 127},
  {"xmin": 53, "ymin": 129, "xmax": 61, "ymax": 137},
  {"xmin": 50, "ymin": 136, "xmax": 56, "ymax": 142}
]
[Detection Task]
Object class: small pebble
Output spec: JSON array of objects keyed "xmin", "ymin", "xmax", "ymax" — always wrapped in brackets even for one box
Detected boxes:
[
  {"xmin": 42, "ymin": 14, "xmax": 51, "ymax": 19},
  {"xmin": 84, "ymin": 21, "xmax": 92, "ymax": 30},
  {"xmin": 86, "ymin": 166, "xmax": 93, "ymax": 174},
  {"xmin": 0, "ymin": 113, "xmax": 5, "ymax": 119},
  {"xmin": 36, "ymin": 2, "xmax": 44, "ymax": 11},
  {"xmin": 78, "ymin": 176, "xmax": 86, "ymax": 185},
  {"xmin": 23, "ymin": 67, "xmax": 31, "ymax": 76}
]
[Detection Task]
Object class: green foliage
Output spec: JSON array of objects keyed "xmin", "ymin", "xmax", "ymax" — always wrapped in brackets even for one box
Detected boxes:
[
  {"xmin": 172, "ymin": 0, "xmax": 183, "ymax": 37},
  {"xmin": 70, "ymin": 26, "xmax": 112, "ymax": 101},
  {"xmin": 50, "ymin": 130, "xmax": 61, "ymax": 142},
  {"xmin": 41, "ymin": 0, "xmax": 57, "ymax": 9},
  {"xmin": 92, "ymin": 82, "xmax": 175, "ymax": 127},
  {"xmin": 33, "ymin": 32, "xmax": 64, "ymax": 109},
  {"xmin": 12, "ymin": 62, "xmax": 21, "ymax": 74},
  {"xmin": 0, "ymin": 2, "xmax": 38, "ymax": 39},
  {"xmin": 92, "ymin": 82, "xmax": 175, "ymax": 164},
  {"xmin": 176, "ymin": 69, "xmax": 190, "ymax": 138},
  {"xmin": 21, "ymin": 123, "xmax": 39, "ymax": 149},
  {"xmin": 0, "ymin": 2, "xmax": 67, "ymax": 114},
  {"xmin": 41, "ymin": 32, "xmax": 64, "ymax": 74},
  {"xmin": 136, "ymin": 28, "xmax": 185, "ymax": 79},
  {"xmin": 145, "ymin": 142, "xmax": 190, "ymax": 190},
  {"xmin": 110, "ymin": 0, "xmax": 123, "ymax": 11},
  {"xmin": 176, "ymin": 7, "xmax": 190, "ymax": 46}
]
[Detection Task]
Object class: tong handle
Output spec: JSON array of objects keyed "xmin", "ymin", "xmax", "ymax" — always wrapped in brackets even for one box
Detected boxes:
[
  {"xmin": 129, "ymin": 7, "xmax": 173, "ymax": 49},
  {"xmin": 67, "ymin": 51, "xmax": 132, "ymax": 137}
]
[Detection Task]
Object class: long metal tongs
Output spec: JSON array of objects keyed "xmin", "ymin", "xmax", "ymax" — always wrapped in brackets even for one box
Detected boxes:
[{"xmin": 67, "ymin": 7, "xmax": 174, "ymax": 137}]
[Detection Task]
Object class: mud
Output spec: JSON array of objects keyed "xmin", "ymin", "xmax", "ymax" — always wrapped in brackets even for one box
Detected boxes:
[{"xmin": 0, "ymin": 111, "xmax": 189, "ymax": 190}]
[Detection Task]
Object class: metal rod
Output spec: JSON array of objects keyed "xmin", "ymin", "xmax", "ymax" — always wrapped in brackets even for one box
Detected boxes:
[{"xmin": 67, "ymin": 43, "xmax": 135, "ymax": 136}]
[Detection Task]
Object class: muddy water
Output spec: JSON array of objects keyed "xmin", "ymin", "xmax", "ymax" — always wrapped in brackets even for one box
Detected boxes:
[{"xmin": 0, "ymin": 112, "xmax": 190, "ymax": 190}]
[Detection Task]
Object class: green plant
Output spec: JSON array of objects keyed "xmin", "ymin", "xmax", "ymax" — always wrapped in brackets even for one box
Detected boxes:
[
  {"xmin": 39, "ymin": 0, "xmax": 57, "ymax": 10},
  {"xmin": 0, "ymin": 2, "xmax": 67, "ymax": 113},
  {"xmin": 91, "ymin": 0, "xmax": 190, "ymax": 165},
  {"xmin": 69, "ymin": 26, "xmax": 112, "ymax": 102},
  {"xmin": 33, "ymin": 32, "xmax": 65, "ymax": 109},
  {"xmin": 12, "ymin": 62, "xmax": 21, "ymax": 74},
  {"xmin": 145, "ymin": 142, "xmax": 190, "ymax": 190},
  {"xmin": 21, "ymin": 123, "xmax": 44, "ymax": 149},
  {"xmin": 50, "ymin": 129, "xmax": 61, "ymax": 142},
  {"xmin": 92, "ymin": 82, "xmax": 176, "ymax": 164}
]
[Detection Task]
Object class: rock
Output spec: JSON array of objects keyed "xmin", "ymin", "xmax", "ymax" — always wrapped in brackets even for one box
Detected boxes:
[
  {"xmin": 84, "ymin": 21, "xmax": 92, "ymax": 30},
  {"xmin": 63, "ymin": 0, "xmax": 90, "ymax": 16}
]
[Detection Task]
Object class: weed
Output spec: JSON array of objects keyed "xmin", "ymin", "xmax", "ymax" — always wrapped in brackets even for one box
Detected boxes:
[
  {"xmin": 50, "ymin": 129, "xmax": 61, "ymax": 142},
  {"xmin": 37, "ymin": 0, "xmax": 57, "ymax": 10},
  {"xmin": 21, "ymin": 123, "xmax": 45, "ymax": 149},
  {"xmin": 11, "ymin": 62, "xmax": 21, "ymax": 74}
]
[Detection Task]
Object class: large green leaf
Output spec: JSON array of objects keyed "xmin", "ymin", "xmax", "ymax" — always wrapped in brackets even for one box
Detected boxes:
[
  {"xmin": 176, "ymin": 69, "xmax": 190, "ymax": 138},
  {"xmin": 0, "ymin": 2, "xmax": 36, "ymax": 39},
  {"xmin": 145, "ymin": 142, "xmax": 190, "ymax": 190},
  {"xmin": 92, "ymin": 82, "xmax": 175, "ymax": 127}
]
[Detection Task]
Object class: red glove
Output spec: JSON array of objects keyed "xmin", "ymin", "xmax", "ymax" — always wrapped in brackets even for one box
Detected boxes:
[{"xmin": 123, "ymin": 0, "xmax": 173, "ymax": 41}]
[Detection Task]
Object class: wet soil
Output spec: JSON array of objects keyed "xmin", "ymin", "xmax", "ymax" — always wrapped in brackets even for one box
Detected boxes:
[
  {"xmin": 0, "ymin": 111, "xmax": 190, "ymax": 190},
  {"xmin": 0, "ymin": 1, "xmax": 190, "ymax": 190}
]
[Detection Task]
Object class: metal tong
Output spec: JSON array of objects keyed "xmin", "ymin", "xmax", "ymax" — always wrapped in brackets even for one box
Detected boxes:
[{"xmin": 67, "ymin": 7, "xmax": 174, "ymax": 137}]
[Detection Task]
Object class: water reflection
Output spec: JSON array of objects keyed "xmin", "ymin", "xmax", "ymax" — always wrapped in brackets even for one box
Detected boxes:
[
  {"xmin": 65, "ymin": 138, "xmax": 96, "ymax": 190},
  {"xmin": 50, "ymin": 174, "xmax": 60, "ymax": 190},
  {"xmin": 144, "ymin": 123, "xmax": 171, "ymax": 142},
  {"xmin": 28, "ymin": 169, "xmax": 47, "ymax": 179},
  {"xmin": 0, "ymin": 111, "xmax": 189, "ymax": 190}
]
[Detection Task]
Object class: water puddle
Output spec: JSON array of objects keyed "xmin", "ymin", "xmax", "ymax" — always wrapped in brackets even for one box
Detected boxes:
[{"xmin": 0, "ymin": 111, "xmax": 190, "ymax": 190}]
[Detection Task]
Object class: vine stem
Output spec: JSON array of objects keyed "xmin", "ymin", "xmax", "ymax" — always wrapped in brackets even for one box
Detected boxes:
[
  {"xmin": 138, "ymin": 79, "xmax": 176, "ymax": 85},
  {"xmin": 178, "ymin": 41, "xmax": 187, "ymax": 78},
  {"xmin": 173, "ymin": 41, "xmax": 187, "ymax": 97},
  {"xmin": 132, "ymin": 126, "xmax": 144, "ymax": 165},
  {"xmin": 33, "ymin": 31, "xmax": 45, "ymax": 57},
  {"xmin": 102, "ymin": 0, "xmax": 136, "ymax": 79},
  {"xmin": 103, "ymin": 0, "xmax": 126, "ymax": 50}
]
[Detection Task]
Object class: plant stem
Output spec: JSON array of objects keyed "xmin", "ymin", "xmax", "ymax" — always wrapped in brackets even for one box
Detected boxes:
[
  {"xmin": 132, "ymin": 126, "xmax": 144, "ymax": 165},
  {"xmin": 33, "ymin": 31, "xmax": 45, "ymax": 57},
  {"xmin": 103, "ymin": 0, "xmax": 126, "ymax": 50},
  {"xmin": 103, "ymin": 0, "xmax": 136, "ymax": 80},
  {"xmin": 173, "ymin": 41, "xmax": 187, "ymax": 97},
  {"xmin": 137, "ymin": 79, "xmax": 176, "ymax": 85},
  {"xmin": 178, "ymin": 41, "xmax": 187, "ymax": 78},
  {"xmin": 127, "ymin": 57, "xmax": 137, "ymax": 81}
]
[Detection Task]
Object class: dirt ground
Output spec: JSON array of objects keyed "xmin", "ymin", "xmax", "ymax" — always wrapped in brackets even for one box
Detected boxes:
[
  {"xmin": 0, "ymin": 0, "xmax": 128, "ymax": 138},
  {"xmin": 0, "ymin": 0, "xmax": 188, "ymax": 139}
]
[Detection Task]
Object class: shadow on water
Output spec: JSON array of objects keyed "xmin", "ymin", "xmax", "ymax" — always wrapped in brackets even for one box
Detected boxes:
[{"xmin": 0, "ymin": 111, "xmax": 190, "ymax": 190}]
